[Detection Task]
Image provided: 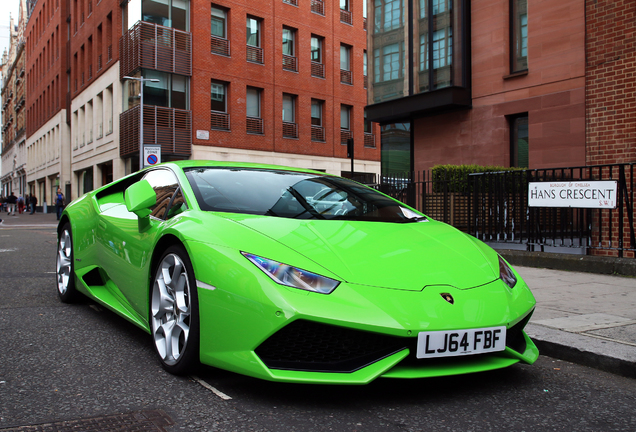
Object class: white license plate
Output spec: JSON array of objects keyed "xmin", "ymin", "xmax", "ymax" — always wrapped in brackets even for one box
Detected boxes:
[{"xmin": 416, "ymin": 326, "xmax": 506, "ymax": 359}]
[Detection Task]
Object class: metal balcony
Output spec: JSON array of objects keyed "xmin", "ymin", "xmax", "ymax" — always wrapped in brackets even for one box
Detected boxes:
[
  {"xmin": 119, "ymin": 104, "xmax": 192, "ymax": 158},
  {"xmin": 120, "ymin": 21, "xmax": 192, "ymax": 79}
]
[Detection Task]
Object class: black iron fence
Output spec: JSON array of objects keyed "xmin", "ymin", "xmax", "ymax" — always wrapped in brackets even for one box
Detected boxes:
[{"xmin": 377, "ymin": 164, "xmax": 635, "ymax": 258}]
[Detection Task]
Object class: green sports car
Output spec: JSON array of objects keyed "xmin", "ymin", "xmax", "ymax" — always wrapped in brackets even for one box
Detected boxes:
[{"xmin": 56, "ymin": 161, "xmax": 538, "ymax": 384}]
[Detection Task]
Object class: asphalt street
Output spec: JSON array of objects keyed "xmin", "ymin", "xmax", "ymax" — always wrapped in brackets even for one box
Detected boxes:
[{"xmin": 0, "ymin": 217, "xmax": 634, "ymax": 431}]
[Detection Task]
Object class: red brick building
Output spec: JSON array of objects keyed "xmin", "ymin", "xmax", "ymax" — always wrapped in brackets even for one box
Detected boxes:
[
  {"xmin": 114, "ymin": 0, "xmax": 379, "ymax": 185},
  {"xmin": 367, "ymin": 0, "xmax": 589, "ymax": 174},
  {"xmin": 586, "ymin": 0, "xmax": 636, "ymax": 165},
  {"xmin": 24, "ymin": 0, "xmax": 72, "ymax": 205}
]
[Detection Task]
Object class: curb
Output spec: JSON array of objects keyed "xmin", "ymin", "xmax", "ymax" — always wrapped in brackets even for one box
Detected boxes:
[
  {"xmin": 526, "ymin": 324, "xmax": 636, "ymax": 379},
  {"xmin": 499, "ymin": 249, "xmax": 636, "ymax": 277}
]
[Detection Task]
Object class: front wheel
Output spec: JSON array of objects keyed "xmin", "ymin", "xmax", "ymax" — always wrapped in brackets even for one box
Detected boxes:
[
  {"xmin": 150, "ymin": 245, "xmax": 200, "ymax": 375},
  {"xmin": 56, "ymin": 223, "xmax": 79, "ymax": 303}
]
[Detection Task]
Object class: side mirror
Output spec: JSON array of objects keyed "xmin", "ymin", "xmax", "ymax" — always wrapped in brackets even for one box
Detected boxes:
[{"xmin": 125, "ymin": 179, "xmax": 156, "ymax": 219}]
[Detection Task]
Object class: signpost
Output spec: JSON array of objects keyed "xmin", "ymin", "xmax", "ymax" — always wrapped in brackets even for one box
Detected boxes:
[
  {"xmin": 528, "ymin": 181, "xmax": 618, "ymax": 209},
  {"xmin": 144, "ymin": 146, "xmax": 161, "ymax": 167}
]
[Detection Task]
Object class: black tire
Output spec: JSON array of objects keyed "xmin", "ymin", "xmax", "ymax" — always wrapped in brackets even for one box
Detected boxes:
[
  {"xmin": 56, "ymin": 223, "xmax": 79, "ymax": 303},
  {"xmin": 150, "ymin": 245, "xmax": 200, "ymax": 375}
]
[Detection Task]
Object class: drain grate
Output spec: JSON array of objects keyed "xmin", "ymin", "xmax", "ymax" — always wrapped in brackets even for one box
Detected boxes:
[{"xmin": 0, "ymin": 410, "xmax": 174, "ymax": 432}]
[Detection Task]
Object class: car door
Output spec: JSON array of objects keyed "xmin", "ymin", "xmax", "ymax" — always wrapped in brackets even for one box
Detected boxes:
[{"xmin": 97, "ymin": 168, "xmax": 186, "ymax": 320}]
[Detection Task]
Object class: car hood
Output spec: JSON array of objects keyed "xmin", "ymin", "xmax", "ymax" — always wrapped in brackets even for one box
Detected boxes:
[{"xmin": 222, "ymin": 215, "xmax": 499, "ymax": 291}]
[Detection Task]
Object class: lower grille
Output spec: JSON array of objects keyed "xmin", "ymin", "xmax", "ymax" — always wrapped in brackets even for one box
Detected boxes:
[{"xmin": 255, "ymin": 320, "xmax": 407, "ymax": 373}]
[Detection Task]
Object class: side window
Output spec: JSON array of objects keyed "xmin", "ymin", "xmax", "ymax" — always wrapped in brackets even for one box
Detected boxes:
[{"xmin": 142, "ymin": 169, "xmax": 186, "ymax": 220}]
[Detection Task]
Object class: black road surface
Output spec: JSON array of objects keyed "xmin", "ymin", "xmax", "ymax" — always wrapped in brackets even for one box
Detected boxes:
[{"xmin": 0, "ymin": 227, "xmax": 634, "ymax": 431}]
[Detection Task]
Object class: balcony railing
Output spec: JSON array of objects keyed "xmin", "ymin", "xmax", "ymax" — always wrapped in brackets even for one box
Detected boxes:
[
  {"xmin": 120, "ymin": 21, "xmax": 192, "ymax": 79},
  {"xmin": 340, "ymin": 129, "xmax": 352, "ymax": 145},
  {"xmin": 283, "ymin": 121, "xmax": 298, "ymax": 138},
  {"xmin": 247, "ymin": 45, "xmax": 264, "ymax": 64},
  {"xmin": 210, "ymin": 110, "xmax": 230, "ymax": 130},
  {"xmin": 340, "ymin": 69, "xmax": 352, "ymax": 85},
  {"xmin": 211, "ymin": 35, "xmax": 230, "ymax": 56},
  {"xmin": 364, "ymin": 132, "xmax": 376, "ymax": 148},
  {"xmin": 283, "ymin": 55, "xmax": 297, "ymax": 72},
  {"xmin": 311, "ymin": 0, "xmax": 324, "ymax": 15},
  {"xmin": 119, "ymin": 104, "xmax": 192, "ymax": 158},
  {"xmin": 340, "ymin": 9, "xmax": 352, "ymax": 25},
  {"xmin": 311, "ymin": 61, "xmax": 325, "ymax": 78},
  {"xmin": 311, "ymin": 125, "xmax": 325, "ymax": 142},
  {"xmin": 246, "ymin": 116, "xmax": 263, "ymax": 134}
]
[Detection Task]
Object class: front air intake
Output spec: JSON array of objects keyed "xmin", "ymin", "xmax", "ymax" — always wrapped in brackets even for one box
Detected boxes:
[{"xmin": 255, "ymin": 320, "xmax": 407, "ymax": 373}]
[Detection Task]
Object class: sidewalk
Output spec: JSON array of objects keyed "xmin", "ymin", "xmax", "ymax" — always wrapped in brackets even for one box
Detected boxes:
[
  {"xmin": 516, "ymin": 266, "xmax": 636, "ymax": 378},
  {"xmin": 2, "ymin": 210, "xmax": 635, "ymax": 378},
  {"xmin": 0, "ymin": 209, "xmax": 59, "ymax": 228}
]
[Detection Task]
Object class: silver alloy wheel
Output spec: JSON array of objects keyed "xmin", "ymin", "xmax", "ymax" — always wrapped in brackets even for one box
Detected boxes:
[
  {"xmin": 57, "ymin": 229, "xmax": 73, "ymax": 295},
  {"xmin": 151, "ymin": 253, "xmax": 192, "ymax": 366}
]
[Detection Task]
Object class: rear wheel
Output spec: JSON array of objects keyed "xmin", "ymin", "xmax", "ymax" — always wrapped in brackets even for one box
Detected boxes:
[
  {"xmin": 56, "ymin": 224, "xmax": 79, "ymax": 303},
  {"xmin": 150, "ymin": 245, "xmax": 200, "ymax": 375}
]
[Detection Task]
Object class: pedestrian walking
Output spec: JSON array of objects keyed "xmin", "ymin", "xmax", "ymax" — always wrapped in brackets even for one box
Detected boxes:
[
  {"xmin": 6, "ymin": 192, "xmax": 17, "ymax": 216},
  {"xmin": 0, "ymin": 195, "xmax": 5, "ymax": 212},
  {"xmin": 18, "ymin": 195, "xmax": 25, "ymax": 214},
  {"xmin": 29, "ymin": 194, "xmax": 38, "ymax": 214},
  {"xmin": 55, "ymin": 187, "xmax": 65, "ymax": 220}
]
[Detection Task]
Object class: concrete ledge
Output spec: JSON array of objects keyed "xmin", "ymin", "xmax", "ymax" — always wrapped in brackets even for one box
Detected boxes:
[{"xmin": 499, "ymin": 250, "xmax": 636, "ymax": 277}]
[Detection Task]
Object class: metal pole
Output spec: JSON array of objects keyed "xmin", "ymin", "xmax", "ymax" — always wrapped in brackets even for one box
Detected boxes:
[
  {"xmin": 123, "ymin": 76, "xmax": 159, "ymax": 171},
  {"xmin": 139, "ymin": 81, "xmax": 144, "ymax": 171}
]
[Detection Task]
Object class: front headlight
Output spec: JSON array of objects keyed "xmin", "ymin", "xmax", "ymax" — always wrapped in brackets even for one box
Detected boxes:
[
  {"xmin": 499, "ymin": 255, "xmax": 517, "ymax": 289},
  {"xmin": 242, "ymin": 252, "xmax": 340, "ymax": 294}
]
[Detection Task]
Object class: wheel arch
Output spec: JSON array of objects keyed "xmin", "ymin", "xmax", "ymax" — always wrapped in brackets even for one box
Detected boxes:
[
  {"xmin": 57, "ymin": 214, "xmax": 71, "ymax": 237},
  {"xmin": 148, "ymin": 234, "xmax": 190, "ymax": 297}
]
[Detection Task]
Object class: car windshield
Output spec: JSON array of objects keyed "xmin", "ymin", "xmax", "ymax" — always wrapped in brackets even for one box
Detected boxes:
[{"xmin": 184, "ymin": 167, "xmax": 426, "ymax": 222}]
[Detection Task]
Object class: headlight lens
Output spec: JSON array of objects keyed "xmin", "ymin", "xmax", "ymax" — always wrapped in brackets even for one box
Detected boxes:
[
  {"xmin": 499, "ymin": 255, "xmax": 517, "ymax": 289},
  {"xmin": 242, "ymin": 252, "xmax": 340, "ymax": 294}
]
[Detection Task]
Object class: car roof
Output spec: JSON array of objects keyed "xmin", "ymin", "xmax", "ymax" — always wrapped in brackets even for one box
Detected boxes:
[{"xmin": 166, "ymin": 160, "xmax": 333, "ymax": 177}]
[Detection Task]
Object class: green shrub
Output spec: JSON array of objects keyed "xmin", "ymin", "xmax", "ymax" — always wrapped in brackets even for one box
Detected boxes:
[{"xmin": 431, "ymin": 164, "xmax": 527, "ymax": 194}]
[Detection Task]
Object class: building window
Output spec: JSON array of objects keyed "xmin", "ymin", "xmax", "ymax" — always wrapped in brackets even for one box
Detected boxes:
[
  {"xmin": 381, "ymin": 122, "xmax": 411, "ymax": 175},
  {"xmin": 311, "ymin": 0, "xmax": 324, "ymax": 15},
  {"xmin": 340, "ymin": 105, "xmax": 352, "ymax": 144},
  {"xmin": 141, "ymin": 0, "xmax": 188, "ymax": 31},
  {"xmin": 105, "ymin": 85, "xmax": 113, "ymax": 134},
  {"xmin": 282, "ymin": 27, "xmax": 297, "ymax": 72},
  {"xmin": 282, "ymin": 93, "xmax": 297, "ymax": 138},
  {"xmin": 340, "ymin": 44, "xmax": 352, "ymax": 84},
  {"xmin": 340, "ymin": 0, "xmax": 352, "ymax": 25},
  {"xmin": 374, "ymin": 43, "xmax": 402, "ymax": 83},
  {"xmin": 510, "ymin": 0, "xmax": 528, "ymax": 73},
  {"xmin": 246, "ymin": 87, "xmax": 263, "ymax": 134},
  {"xmin": 211, "ymin": 5, "xmax": 230, "ymax": 56},
  {"xmin": 510, "ymin": 115, "xmax": 528, "ymax": 168},
  {"xmin": 415, "ymin": 0, "xmax": 453, "ymax": 93},
  {"xmin": 375, "ymin": 0, "xmax": 403, "ymax": 33},
  {"xmin": 210, "ymin": 80, "xmax": 229, "ymax": 130},
  {"xmin": 363, "ymin": 110, "xmax": 375, "ymax": 148},
  {"xmin": 311, "ymin": 99, "xmax": 325, "ymax": 142},
  {"xmin": 124, "ymin": 71, "xmax": 188, "ymax": 110},
  {"xmin": 363, "ymin": 50, "xmax": 368, "ymax": 88},
  {"xmin": 246, "ymin": 16, "xmax": 263, "ymax": 64},
  {"xmin": 311, "ymin": 35, "xmax": 324, "ymax": 78}
]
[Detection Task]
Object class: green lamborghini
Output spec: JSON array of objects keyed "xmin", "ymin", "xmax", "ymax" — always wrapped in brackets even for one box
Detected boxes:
[{"xmin": 56, "ymin": 161, "xmax": 538, "ymax": 384}]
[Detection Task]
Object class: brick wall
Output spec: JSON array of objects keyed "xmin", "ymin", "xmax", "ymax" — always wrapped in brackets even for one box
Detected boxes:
[
  {"xmin": 586, "ymin": 0, "xmax": 636, "ymax": 165},
  {"xmin": 25, "ymin": 0, "xmax": 68, "ymax": 137},
  {"xmin": 191, "ymin": 0, "xmax": 379, "ymax": 162}
]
